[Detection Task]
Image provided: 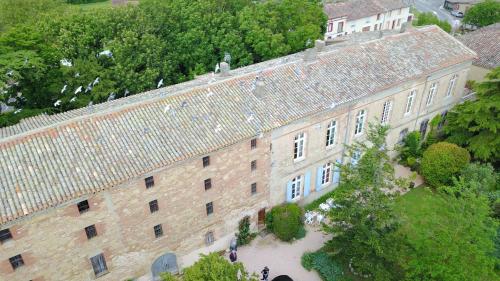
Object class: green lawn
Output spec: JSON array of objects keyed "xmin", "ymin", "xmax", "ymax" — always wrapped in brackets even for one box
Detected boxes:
[{"xmin": 72, "ymin": 0, "xmax": 111, "ymax": 10}]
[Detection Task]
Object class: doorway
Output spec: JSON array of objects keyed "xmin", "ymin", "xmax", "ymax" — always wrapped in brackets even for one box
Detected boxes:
[{"xmin": 258, "ymin": 208, "xmax": 266, "ymax": 227}]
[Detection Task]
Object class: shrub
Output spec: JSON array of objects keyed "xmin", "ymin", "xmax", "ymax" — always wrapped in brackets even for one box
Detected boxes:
[
  {"xmin": 398, "ymin": 131, "xmax": 422, "ymax": 170},
  {"xmin": 421, "ymin": 142, "xmax": 470, "ymax": 187},
  {"xmin": 266, "ymin": 203, "xmax": 304, "ymax": 242},
  {"xmin": 237, "ymin": 216, "xmax": 256, "ymax": 246},
  {"xmin": 301, "ymin": 251, "xmax": 345, "ymax": 281}
]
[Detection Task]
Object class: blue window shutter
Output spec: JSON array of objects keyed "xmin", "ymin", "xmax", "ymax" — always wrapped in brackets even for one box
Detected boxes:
[
  {"xmin": 333, "ymin": 159, "xmax": 341, "ymax": 184},
  {"xmin": 316, "ymin": 166, "xmax": 323, "ymax": 191},
  {"xmin": 286, "ymin": 181, "xmax": 293, "ymax": 202},
  {"xmin": 304, "ymin": 171, "xmax": 311, "ymax": 197}
]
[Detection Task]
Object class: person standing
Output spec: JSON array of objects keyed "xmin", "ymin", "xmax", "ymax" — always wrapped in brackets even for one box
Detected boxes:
[
  {"xmin": 230, "ymin": 249, "xmax": 237, "ymax": 263},
  {"xmin": 261, "ymin": 266, "xmax": 269, "ymax": 281}
]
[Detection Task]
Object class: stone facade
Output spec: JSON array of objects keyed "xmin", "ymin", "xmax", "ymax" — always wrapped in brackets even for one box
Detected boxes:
[
  {"xmin": 0, "ymin": 136, "xmax": 271, "ymax": 281},
  {"xmin": 270, "ymin": 62, "xmax": 470, "ymax": 206}
]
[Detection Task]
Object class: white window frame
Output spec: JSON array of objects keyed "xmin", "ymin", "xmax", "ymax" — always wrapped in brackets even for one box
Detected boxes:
[
  {"xmin": 426, "ymin": 82, "xmax": 437, "ymax": 106},
  {"xmin": 291, "ymin": 175, "xmax": 302, "ymax": 200},
  {"xmin": 352, "ymin": 150, "xmax": 361, "ymax": 165},
  {"xmin": 354, "ymin": 109, "xmax": 366, "ymax": 136},
  {"xmin": 405, "ymin": 90, "xmax": 416, "ymax": 115},
  {"xmin": 381, "ymin": 100, "xmax": 392, "ymax": 124},
  {"xmin": 321, "ymin": 163, "xmax": 332, "ymax": 185},
  {"xmin": 293, "ymin": 132, "xmax": 306, "ymax": 161},
  {"xmin": 446, "ymin": 74, "xmax": 458, "ymax": 97},
  {"xmin": 326, "ymin": 120, "xmax": 336, "ymax": 147}
]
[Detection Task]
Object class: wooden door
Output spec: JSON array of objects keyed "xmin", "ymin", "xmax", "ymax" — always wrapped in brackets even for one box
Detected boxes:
[{"xmin": 258, "ymin": 208, "xmax": 266, "ymax": 225}]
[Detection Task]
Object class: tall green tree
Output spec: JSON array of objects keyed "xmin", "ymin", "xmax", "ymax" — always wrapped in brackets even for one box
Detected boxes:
[
  {"xmin": 324, "ymin": 123, "xmax": 409, "ymax": 281},
  {"xmin": 444, "ymin": 67, "xmax": 500, "ymax": 162},
  {"xmin": 463, "ymin": 0, "xmax": 500, "ymax": 28}
]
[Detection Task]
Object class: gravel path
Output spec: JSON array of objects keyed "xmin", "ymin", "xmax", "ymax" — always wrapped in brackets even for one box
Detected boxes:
[{"xmin": 234, "ymin": 225, "xmax": 331, "ymax": 281}]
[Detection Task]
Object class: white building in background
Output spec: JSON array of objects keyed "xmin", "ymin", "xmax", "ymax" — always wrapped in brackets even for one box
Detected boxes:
[{"xmin": 324, "ymin": 0, "xmax": 412, "ymax": 39}]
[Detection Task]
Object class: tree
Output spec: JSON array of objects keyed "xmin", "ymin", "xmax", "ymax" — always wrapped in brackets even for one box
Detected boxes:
[
  {"xmin": 266, "ymin": 203, "xmax": 304, "ymax": 242},
  {"xmin": 444, "ymin": 67, "xmax": 500, "ymax": 163},
  {"xmin": 420, "ymin": 142, "xmax": 470, "ymax": 187},
  {"xmin": 323, "ymin": 123, "xmax": 410, "ymax": 281},
  {"xmin": 181, "ymin": 253, "xmax": 257, "ymax": 281},
  {"xmin": 413, "ymin": 12, "xmax": 452, "ymax": 33},
  {"xmin": 397, "ymin": 131, "xmax": 422, "ymax": 170},
  {"xmin": 399, "ymin": 187, "xmax": 499, "ymax": 281},
  {"xmin": 463, "ymin": 0, "xmax": 500, "ymax": 28}
]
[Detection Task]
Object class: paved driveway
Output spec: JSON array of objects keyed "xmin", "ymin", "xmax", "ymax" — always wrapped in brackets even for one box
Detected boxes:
[
  {"xmin": 414, "ymin": 0, "xmax": 460, "ymax": 25},
  {"xmin": 235, "ymin": 226, "xmax": 331, "ymax": 281}
]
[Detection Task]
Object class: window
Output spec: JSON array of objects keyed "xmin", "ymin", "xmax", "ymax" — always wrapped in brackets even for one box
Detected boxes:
[
  {"xmin": 405, "ymin": 90, "xmax": 416, "ymax": 115},
  {"xmin": 90, "ymin": 253, "xmax": 108, "ymax": 277},
  {"xmin": 354, "ymin": 110, "xmax": 366, "ymax": 135},
  {"xmin": 204, "ymin": 178, "xmax": 212, "ymax": 190},
  {"xmin": 145, "ymin": 176, "xmax": 154, "ymax": 189},
  {"xmin": 351, "ymin": 150, "xmax": 361, "ymax": 165},
  {"xmin": 291, "ymin": 175, "xmax": 302, "ymax": 200},
  {"xmin": 85, "ymin": 225, "xmax": 97, "ymax": 240},
  {"xmin": 381, "ymin": 100, "xmax": 392, "ymax": 124},
  {"xmin": 205, "ymin": 231, "xmax": 215, "ymax": 246},
  {"xmin": 326, "ymin": 120, "xmax": 336, "ymax": 147},
  {"xmin": 438, "ymin": 111, "xmax": 448, "ymax": 130},
  {"xmin": 0, "ymin": 228, "xmax": 13, "ymax": 243},
  {"xmin": 377, "ymin": 13, "xmax": 381, "ymax": 20},
  {"xmin": 420, "ymin": 119, "xmax": 429, "ymax": 136},
  {"xmin": 426, "ymin": 82, "xmax": 437, "ymax": 106},
  {"xmin": 251, "ymin": 138, "xmax": 257, "ymax": 149},
  {"xmin": 446, "ymin": 74, "xmax": 458, "ymax": 97},
  {"xmin": 206, "ymin": 202, "xmax": 214, "ymax": 215},
  {"xmin": 154, "ymin": 224, "xmax": 163, "ymax": 238},
  {"xmin": 398, "ymin": 128, "xmax": 409, "ymax": 144},
  {"xmin": 338, "ymin": 22, "xmax": 344, "ymax": 33},
  {"xmin": 77, "ymin": 200, "xmax": 90, "ymax": 214},
  {"xmin": 321, "ymin": 163, "xmax": 332, "ymax": 185},
  {"xmin": 328, "ymin": 22, "xmax": 333, "ymax": 32},
  {"xmin": 251, "ymin": 183, "xmax": 257, "ymax": 195},
  {"xmin": 149, "ymin": 200, "xmax": 159, "ymax": 213},
  {"xmin": 202, "ymin": 156, "xmax": 210, "ymax": 167},
  {"xmin": 251, "ymin": 160, "xmax": 257, "ymax": 171},
  {"xmin": 293, "ymin": 132, "xmax": 305, "ymax": 160},
  {"xmin": 9, "ymin": 254, "xmax": 24, "ymax": 270}
]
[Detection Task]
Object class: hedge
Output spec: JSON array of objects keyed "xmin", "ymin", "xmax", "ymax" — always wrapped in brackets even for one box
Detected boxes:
[{"xmin": 421, "ymin": 142, "xmax": 470, "ymax": 187}]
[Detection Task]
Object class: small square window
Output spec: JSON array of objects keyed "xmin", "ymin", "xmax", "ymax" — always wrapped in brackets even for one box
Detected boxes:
[
  {"xmin": 9, "ymin": 254, "xmax": 24, "ymax": 270},
  {"xmin": 251, "ymin": 183, "xmax": 257, "ymax": 195},
  {"xmin": 85, "ymin": 225, "xmax": 97, "ymax": 240},
  {"xmin": 0, "ymin": 229, "xmax": 13, "ymax": 243},
  {"xmin": 206, "ymin": 202, "xmax": 214, "ymax": 216},
  {"xmin": 77, "ymin": 200, "xmax": 90, "ymax": 214},
  {"xmin": 154, "ymin": 224, "xmax": 163, "ymax": 238},
  {"xmin": 205, "ymin": 231, "xmax": 215, "ymax": 246},
  {"xmin": 90, "ymin": 253, "xmax": 108, "ymax": 277},
  {"xmin": 204, "ymin": 178, "xmax": 212, "ymax": 190},
  {"xmin": 149, "ymin": 200, "xmax": 159, "ymax": 213},
  {"xmin": 251, "ymin": 160, "xmax": 257, "ymax": 171},
  {"xmin": 202, "ymin": 156, "xmax": 210, "ymax": 167},
  {"xmin": 251, "ymin": 138, "xmax": 257, "ymax": 149},
  {"xmin": 145, "ymin": 176, "xmax": 154, "ymax": 189}
]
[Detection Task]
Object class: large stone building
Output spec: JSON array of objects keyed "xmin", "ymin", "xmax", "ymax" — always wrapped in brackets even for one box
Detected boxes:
[
  {"xmin": 0, "ymin": 26, "xmax": 475, "ymax": 281},
  {"xmin": 323, "ymin": 0, "xmax": 412, "ymax": 39}
]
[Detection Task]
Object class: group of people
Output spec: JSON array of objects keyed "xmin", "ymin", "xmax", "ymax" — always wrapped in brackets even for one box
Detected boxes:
[{"xmin": 229, "ymin": 237, "xmax": 270, "ymax": 281}]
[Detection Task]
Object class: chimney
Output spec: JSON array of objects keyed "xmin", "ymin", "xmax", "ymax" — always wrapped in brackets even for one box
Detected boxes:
[
  {"xmin": 220, "ymin": 62, "xmax": 230, "ymax": 76},
  {"xmin": 315, "ymin": 40, "xmax": 326, "ymax": 52},
  {"xmin": 253, "ymin": 77, "xmax": 266, "ymax": 99}
]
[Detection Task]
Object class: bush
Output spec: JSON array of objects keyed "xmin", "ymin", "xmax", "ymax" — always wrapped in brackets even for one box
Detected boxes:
[
  {"xmin": 398, "ymin": 131, "xmax": 422, "ymax": 170},
  {"xmin": 237, "ymin": 216, "xmax": 256, "ymax": 246},
  {"xmin": 266, "ymin": 203, "xmax": 304, "ymax": 242},
  {"xmin": 421, "ymin": 142, "xmax": 470, "ymax": 187},
  {"xmin": 301, "ymin": 251, "xmax": 345, "ymax": 281}
]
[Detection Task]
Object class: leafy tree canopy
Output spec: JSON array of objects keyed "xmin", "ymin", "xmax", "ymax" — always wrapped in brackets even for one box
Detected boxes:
[
  {"xmin": 444, "ymin": 67, "xmax": 500, "ymax": 163},
  {"xmin": 413, "ymin": 12, "xmax": 452, "ymax": 33},
  {"xmin": 463, "ymin": 0, "xmax": 500, "ymax": 28}
]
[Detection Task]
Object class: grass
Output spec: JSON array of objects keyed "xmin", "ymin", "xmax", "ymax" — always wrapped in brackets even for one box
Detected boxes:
[{"xmin": 75, "ymin": 0, "xmax": 111, "ymax": 10}]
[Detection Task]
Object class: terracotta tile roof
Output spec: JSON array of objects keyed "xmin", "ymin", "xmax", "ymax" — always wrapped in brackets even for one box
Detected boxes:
[
  {"xmin": 324, "ymin": 0, "xmax": 409, "ymax": 21},
  {"xmin": 0, "ymin": 26, "xmax": 475, "ymax": 225},
  {"xmin": 458, "ymin": 24, "xmax": 500, "ymax": 69}
]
